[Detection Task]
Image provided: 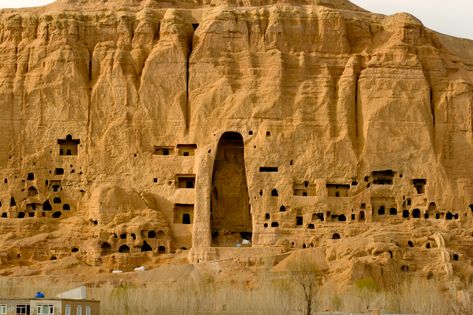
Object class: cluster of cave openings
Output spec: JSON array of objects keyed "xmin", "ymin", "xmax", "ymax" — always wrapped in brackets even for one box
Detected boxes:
[
  {"xmin": 153, "ymin": 144, "xmax": 197, "ymax": 156},
  {"xmin": 58, "ymin": 134, "xmax": 80, "ymax": 156},
  {"xmin": 211, "ymin": 132, "xmax": 252, "ymax": 246},
  {"xmin": 127, "ymin": 243, "xmax": 164, "ymax": 254},
  {"xmin": 173, "ymin": 204, "xmax": 194, "ymax": 224},
  {"xmin": 2, "ymin": 200, "xmax": 71, "ymax": 219},
  {"xmin": 102, "ymin": 241, "xmax": 166, "ymax": 254},
  {"xmin": 376, "ymin": 206, "xmax": 398, "ymax": 216},
  {"xmin": 402, "ymin": 207, "xmax": 460, "ymax": 220},
  {"xmin": 402, "ymin": 209, "xmax": 421, "ymax": 219}
]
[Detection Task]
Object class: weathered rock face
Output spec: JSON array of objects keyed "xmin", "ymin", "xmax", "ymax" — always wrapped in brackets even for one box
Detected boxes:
[{"xmin": 0, "ymin": 0, "xmax": 473, "ymax": 286}]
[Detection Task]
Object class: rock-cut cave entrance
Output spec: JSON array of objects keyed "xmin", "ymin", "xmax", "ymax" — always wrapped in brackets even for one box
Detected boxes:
[{"xmin": 211, "ymin": 132, "xmax": 252, "ymax": 247}]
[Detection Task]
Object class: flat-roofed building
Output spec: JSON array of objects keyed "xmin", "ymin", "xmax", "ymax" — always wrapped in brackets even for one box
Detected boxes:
[{"xmin": 0, "ymin": 287, "xmax": 99, "ymax": 315}]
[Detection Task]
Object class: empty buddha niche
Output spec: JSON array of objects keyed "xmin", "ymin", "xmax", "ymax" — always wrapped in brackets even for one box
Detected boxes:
[{"xmin": 211, "ymin": 132, "xmax": 251, "ymax": 246}]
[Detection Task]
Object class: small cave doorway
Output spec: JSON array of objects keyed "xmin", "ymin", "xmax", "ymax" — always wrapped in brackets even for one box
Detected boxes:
[
  {"xmin": 118, "ymin": 245, "xmax": 130, "ymax": 253},
  {"xmin": 141, "ymin": 241, "xmax": 152, "ymax": 252}
]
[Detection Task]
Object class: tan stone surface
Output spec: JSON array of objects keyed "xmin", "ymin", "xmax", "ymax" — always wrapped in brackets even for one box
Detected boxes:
[{"xmin": 0, "ymin": 0, "xmax": 472, "ymax": 290}]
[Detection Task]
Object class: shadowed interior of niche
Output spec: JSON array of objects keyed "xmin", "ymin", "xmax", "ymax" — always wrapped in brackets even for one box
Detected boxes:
[{"xmin": 211, "ymin": 132, "xmax": 252, "ymax": 247}]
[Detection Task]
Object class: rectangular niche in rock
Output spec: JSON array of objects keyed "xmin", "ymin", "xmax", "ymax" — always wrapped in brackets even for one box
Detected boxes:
[
  {"xmin": 372, "ymin": 170, "xmax": 395, "ymax": 185},
  {"xmin": 153, "ymin": 146, "xmax": 174, "ymax": 156},
  {"xmin": 177, "ymin": 144, "xmax": 197, "ymax": 156},
  {"xmin": 412, "ymin": 179, "xmax": 427, "ymax": 194},
  {"xmin": 259, "ymin": 167, "xmax": 278, "ymax": 172},
  {"xmin": 173, "ymin": 204, "xmax": 194, "ymax": 224},
  {"xmin": 326, "ymin": 184, "xmax": 350, "ymax": 197},
  {"xmin": 175, "ymin": 175, "xmax": 196, "ymax": 188}
]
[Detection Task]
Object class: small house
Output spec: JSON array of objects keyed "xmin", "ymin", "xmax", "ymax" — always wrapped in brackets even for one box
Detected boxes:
[{"xmin": 0, "ymin": 287, "xmax": 99, "ymax": 315}]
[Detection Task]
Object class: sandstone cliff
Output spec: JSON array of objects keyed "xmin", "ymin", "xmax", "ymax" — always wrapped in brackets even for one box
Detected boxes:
[{"xmin": 0, "ymin": 0, "xmax": 472, "ymax": 291}]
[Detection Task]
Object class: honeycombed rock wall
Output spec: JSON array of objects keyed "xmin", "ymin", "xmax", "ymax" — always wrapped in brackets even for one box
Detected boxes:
[{"xmin": 0, "ymin": 0, "xmax": 472, "ymax": 286}]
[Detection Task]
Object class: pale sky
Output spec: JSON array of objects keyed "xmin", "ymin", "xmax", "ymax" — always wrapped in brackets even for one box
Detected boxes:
[
  {"xmin": 351, "ymin": 0, "xmax": 473, "ymax": 39},
  {"xmin": 0, "ymin": 0, "xmax": 471, "ymax": 39},
  {"xmin": 0, "ymin": 0, "xmax": 55, "ymax": 8}
]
